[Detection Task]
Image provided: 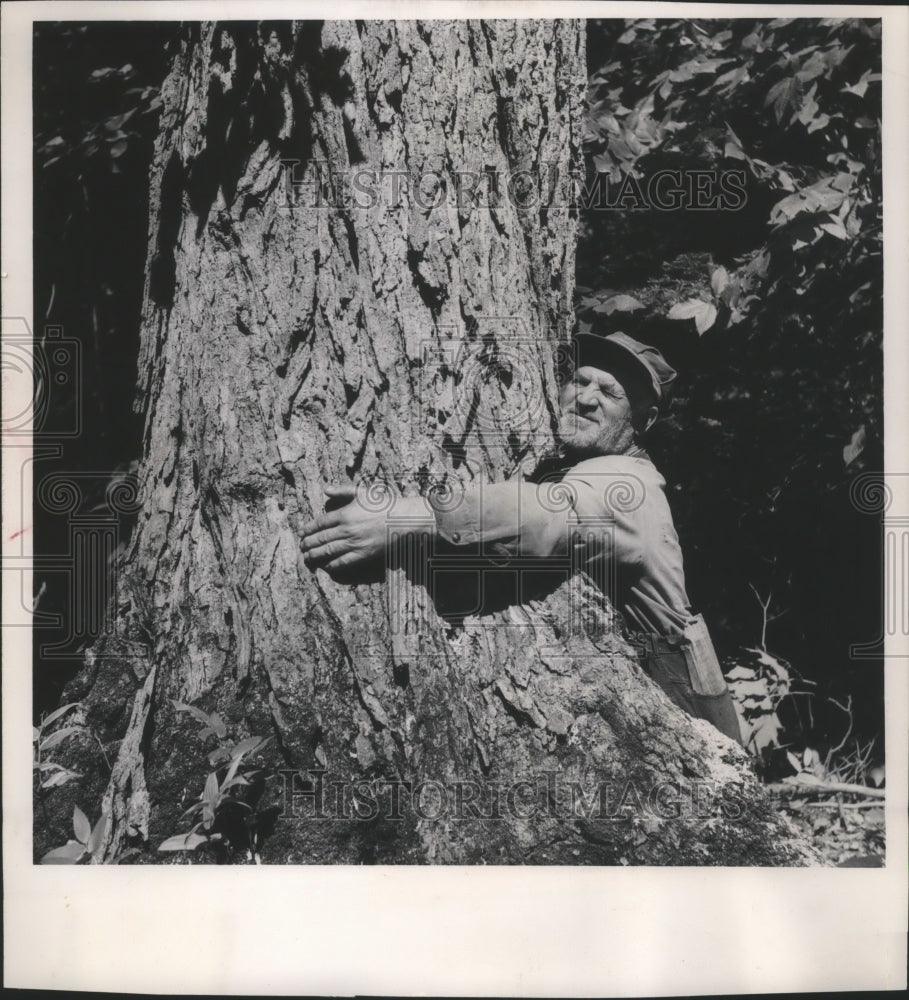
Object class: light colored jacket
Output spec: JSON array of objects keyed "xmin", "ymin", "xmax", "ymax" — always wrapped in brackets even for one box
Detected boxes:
[{"xmin": 429, "ymin": 453, "xmax": 695, "ymax": 636}]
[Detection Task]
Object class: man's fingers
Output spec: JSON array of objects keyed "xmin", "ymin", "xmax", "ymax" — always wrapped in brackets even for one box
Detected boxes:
[
  {"xmin": 301, "ymin": 509, "xmax": 345, "ymax": 535},
  {"xmin": 324, "ymin": 483, "xmax": 357, "ymax": 500},
  {"xmin": 303, "ymin": 539, "xmax": 345, "ymax": 566},
  {"xmin": 324, "ymin": 483, "xmax": 357, "ymax": 513},
  {"xmin": 305, "ymin": 542, "xmax": 371, "ymax": 572},
  {"xmin": 300, "ymin": 526, "xmax": 339, "ymax": 553}
]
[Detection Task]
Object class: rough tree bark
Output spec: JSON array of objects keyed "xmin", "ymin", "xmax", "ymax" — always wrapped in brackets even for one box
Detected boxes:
[{"xmin": 43, "ymin": 19, "xmax": 819, "ymax": 865}]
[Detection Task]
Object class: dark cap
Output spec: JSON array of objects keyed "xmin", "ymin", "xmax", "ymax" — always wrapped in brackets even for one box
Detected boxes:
[{"xmin": 575, "ymin": 330, "xmax": 677, "ymax": 412}]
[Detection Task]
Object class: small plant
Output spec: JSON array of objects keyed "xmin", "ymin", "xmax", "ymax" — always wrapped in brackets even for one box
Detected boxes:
[
  {"xmin": 159, "ymin": 701, "xmax": 270, "ymax": 861},
  {"xmin": 41, "ymin": 805, "xmax": 109, "ymax": 864},
  {"xmin": 726, "ymin": 646, "xmax": 793, "ymax": 756},
  {"xmin": 784, "ymin": 746, "xmax": 829, "ymax": 785},
  {"xmin": 33, "ymin": 702, "xmax": 83, "ymax": 790}
]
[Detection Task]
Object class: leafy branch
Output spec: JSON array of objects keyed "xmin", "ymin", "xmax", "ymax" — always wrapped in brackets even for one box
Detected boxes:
[
  {"xmin": 158, "ymin": 701, "xmax": 271, "ymax": 862},
  {"xmin": 33, "ymin": 702, "xmax": 83, "ymax": 791}
]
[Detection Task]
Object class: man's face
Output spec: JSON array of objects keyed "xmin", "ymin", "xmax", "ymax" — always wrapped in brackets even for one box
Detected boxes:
[{"xmin": 558, "ymin": 365, "xmax": 636, "ymax": 457}]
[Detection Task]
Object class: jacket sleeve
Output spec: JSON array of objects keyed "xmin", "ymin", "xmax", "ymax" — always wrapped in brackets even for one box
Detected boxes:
[
  {"xmin": 561, "ymin": 459, "xmax": 647, "ymax": 570},
  {"xmin": 428, "ymin": 461, "xmax": 646, "ymax": 567}
]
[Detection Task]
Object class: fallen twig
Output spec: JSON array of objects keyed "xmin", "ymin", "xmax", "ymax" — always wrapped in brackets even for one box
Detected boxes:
[
  {"xmin": 802, "ymin": 801, "xmax": 883, "ymax": 809},
  {"xmin": 767, "ymin": 779, "xmax": 885, "ymax": 799}
]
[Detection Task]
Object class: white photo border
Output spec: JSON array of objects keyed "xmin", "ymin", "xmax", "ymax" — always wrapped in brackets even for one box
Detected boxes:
[{"xmin": 3, "ymin": 2, "xmax": 907, "ymax": 994}]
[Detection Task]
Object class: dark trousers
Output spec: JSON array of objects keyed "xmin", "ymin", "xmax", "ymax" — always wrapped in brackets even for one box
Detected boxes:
[{"xmin": 634, "ymin": 634, "xmax": 743, "ymax": 744}]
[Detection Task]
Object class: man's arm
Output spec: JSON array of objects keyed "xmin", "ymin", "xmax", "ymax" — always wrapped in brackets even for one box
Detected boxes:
[{"xmin": 301, "ymin": 462, "xmax": 646, "ymax": 578}]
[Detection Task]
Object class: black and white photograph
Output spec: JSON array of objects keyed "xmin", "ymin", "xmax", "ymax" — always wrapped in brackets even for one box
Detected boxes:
[{"xmin": 3, "ymin": 1, "xmax": 907, "ymax": 994}]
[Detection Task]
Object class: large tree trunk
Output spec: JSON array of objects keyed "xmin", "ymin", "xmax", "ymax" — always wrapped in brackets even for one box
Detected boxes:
[{"xmin": 43, "ymin": 19, "xmax": 819, "ymax": 865}]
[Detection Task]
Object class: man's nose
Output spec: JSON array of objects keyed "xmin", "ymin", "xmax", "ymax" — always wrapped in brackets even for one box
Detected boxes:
[{"xmin": 574, "ymin": 386, "xmax": 600, "ymax": 410}]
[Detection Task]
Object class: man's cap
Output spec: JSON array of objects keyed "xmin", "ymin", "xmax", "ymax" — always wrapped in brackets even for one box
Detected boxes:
[{"xmin": 574, "ymin": 330, "xmax": 677, "ymax": 412}]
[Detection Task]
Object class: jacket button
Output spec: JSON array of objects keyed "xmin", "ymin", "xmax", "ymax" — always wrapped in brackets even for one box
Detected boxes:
[{"xmin": 451, "ymin": 532, "xmax": 461, "ymax": 543}]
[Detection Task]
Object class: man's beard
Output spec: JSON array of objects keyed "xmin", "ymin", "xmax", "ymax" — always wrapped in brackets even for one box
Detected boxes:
[
  {"xmin": 557, "ymin": 416, "xmax": 631, "ymax": 459},
  {"xmin": 529, "ymin": 420, "xmax": 633, "ymax": 484}
]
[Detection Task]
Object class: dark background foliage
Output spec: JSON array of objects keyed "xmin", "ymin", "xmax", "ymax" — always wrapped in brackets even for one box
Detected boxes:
[
  {"xmin": 32, "ymin": 19, "xmax": 884, "ymax": 770},
  {"xmin": 580, "ymin": 17, "xmax": 883, "ymax": 758},
  {"xmin": 33, "ymin": 22, "xmax": 179, "ymax": 707}
]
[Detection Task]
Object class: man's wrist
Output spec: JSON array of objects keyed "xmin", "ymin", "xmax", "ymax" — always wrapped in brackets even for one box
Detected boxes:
[{"xmin": 391, "ymin": 495, "xmax": 439, "ymax": 538}]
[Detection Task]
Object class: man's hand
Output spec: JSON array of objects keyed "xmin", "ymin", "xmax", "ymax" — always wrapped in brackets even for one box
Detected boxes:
[{"xmin": 300, "ymin": 483, "xmax": 429, "ymax": 578}]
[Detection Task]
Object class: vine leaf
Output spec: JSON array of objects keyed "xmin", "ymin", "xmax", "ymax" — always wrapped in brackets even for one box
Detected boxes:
[{"xmin": 667, "ymin": 299, "xmax": 717, "ymax": 334}]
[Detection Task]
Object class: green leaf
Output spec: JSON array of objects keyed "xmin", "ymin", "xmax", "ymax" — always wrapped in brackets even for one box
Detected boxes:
[
  {"xmin": 710, "ymin": 267, "xmax": 729, "ymax": 298},
  {"xmin": 42, "ymin": 702, "xmax": 79, "ymax": 729},
  {"xmin": 667, "ymin": 300, "xmax": 702, "ymax": 321},
  {"xmin": 208, "ymin": 746, "xmax": 232, "ymax": 767},
  {"xmin": 595, "ymin": 294, "xmax": 645, "ymax": 316},
  {"xmin": 740, "ymin": 31, "xmax": 763, "ymax": 52},
  {"xmin": 805, "ymin": 113, "xmax": 831, "ymax": 135},
  {"xmin": 713, "ymin": 65, "xmax": 749, "ymax": 95},
  {"xmin": 180, "ymin": 802, "xmax": 204, "ymax": 822},
  {"xmin": 172, "ymin": 700, "xmax": 208, "ymax": 724},
  {"xmin": 819, "ymin": 217, "xmax": 848, "ymax": 240},
  {"xmin": 173, "ymin": 701, "xmax": 227, "ymax": 739},
  {"xmin": 696, "ymin": 304, "xmax": 717, "ymax": 333},
  {"xmin": 203, "ymin": 771, "xmax": 220, "ymax": 804},
  {"xmin": 770, "ymin": 174, "xmax": 853, "ymax": 226},
  {"xmin": 794, "ymin": 53, "xmax": 826, "ymax": 85},
  {"xmin": 764, "ymin": 76, "xmax": 802, "ymax": 124},
  {"xmin": 749, "ymin": 714, "xmax": 783, "ymax": 753},
  {"xmin": 42, "ymin": 768, "xmax": 82, "ymax": 789},
  {"xmin": 41, "ymin": 841, "xmax": 87, "ymax": 865},
  {"xmin": 204, "ymin": 713, "xmax": 228, "ymax": 740},
  {"xmin": 158, "ymin": 832, "xmax": 208, "ymax": 852},
  {"xmin": 843, "ymin": 425, "xmax": 866, "ymax": 467},
  {"xmin": 40, "ymin": 726, "xmax": 81, "ymax": 752},
  {"xmin": 667, "ymin": 299, "xmax": 716, "ymax": 334},
  {"xmin": 728, "ymin": 678, "xmax": 770, "ymax": 699},
  {"xmin": 725, "ymin": 666, "xmax": 758, "ymax": 681},
  {"xmin": 842, "ymin": 70, "xmax": 881, "ymax": 98},
  {"xmin": 87, "ymin": 813, "xmax": 110, "ymax": 857},
  {"xmin": 224, "ymin": 753, "xmax": 244, "ymax": 786},
  {"xmin": 220, "ymin": 776, "xmax": 251, "ymax": 793},
  {"xmin": 73, "ymin": 806, "xmax": 92, "ymax": 845},
  {"xmin": 105, "ymin": 110, "xmax": 136, "ymax": 131},
  {"xmin": 201, "ymin": 772, "xmax": 220, "ymax": 829},
  {"xmin": 230, "ymin": 735, "xmax": 267, "ymax": 760}
]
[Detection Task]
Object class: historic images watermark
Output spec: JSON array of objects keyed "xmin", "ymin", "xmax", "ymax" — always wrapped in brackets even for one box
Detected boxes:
[
  {"xmin": 276, "ymin": 769, "xmax": 744, "ymax": 823},
  {"xmin": 281, "ymin": 161, "xmax": 748, "ymax": 212},
  {"xmin": 848, "ymin": 472, "xmax": 909, "ymax": 658},
  {"xmin": 2, "ymin": 316, "xmax": 82, "ymax": 439},
  {"xmin": 1, "ymin": 317, "xmax": 141, "ymax": 660}
]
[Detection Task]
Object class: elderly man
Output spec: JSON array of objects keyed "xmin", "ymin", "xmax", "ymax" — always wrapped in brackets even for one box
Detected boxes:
[{"xmin": 301, "ymin": 331, "xmax": 742, "ymax": 743}]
